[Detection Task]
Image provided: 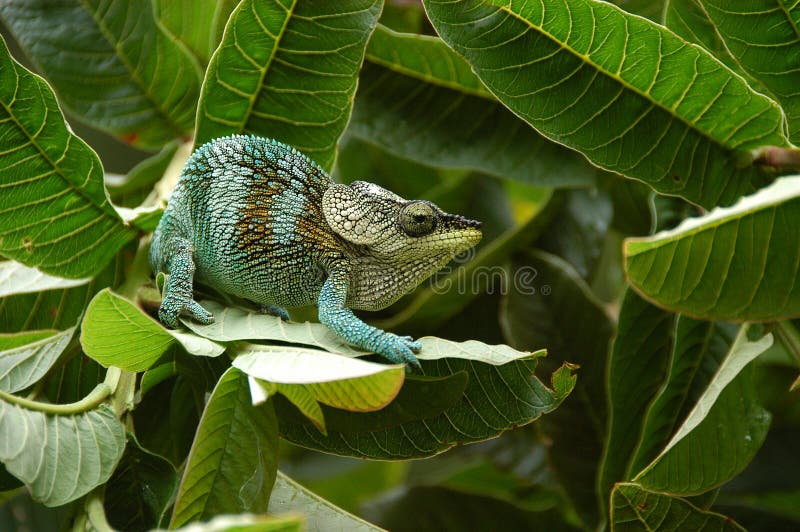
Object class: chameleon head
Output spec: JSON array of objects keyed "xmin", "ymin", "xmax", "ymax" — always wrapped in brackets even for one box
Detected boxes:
[
  {"xmin": 323, "ymin": 180, "xmax": 482, "ymax": 256},
  {"xmin": 322, "ymin": 181, "xmax": 482, "ymax": 305}
]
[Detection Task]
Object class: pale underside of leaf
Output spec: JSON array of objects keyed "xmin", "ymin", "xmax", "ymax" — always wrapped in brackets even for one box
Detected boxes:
[
  {"xmin": 0, "ymin": 262, "xmax": 91, "ymax": 298},
  {"xmin": 0, "ymin": 326, "xmax": 74, "ymax": 393},
  {"xmin": 0, "ymin": 401, "xmax": 125, "ymax": 507}
]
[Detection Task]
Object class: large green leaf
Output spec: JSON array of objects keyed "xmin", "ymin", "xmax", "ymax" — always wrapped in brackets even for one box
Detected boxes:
[
  {"xmin": 630, "ymin": 317, "xmax": 736, "ymax": 475},
  {"xmin": 598, "ymin": 291, "xmax": 674, "ymax": 513},
  {"xmin": 0, "ymin": 0, "xmax": 201, "ymax": 148},
  {"xmin": 0, "ymin": 36, "xmax": 135, "ymax": 278},
  {"xmin": 350, "ymin": 27, "xmax": 596, "ymax": 188},
  {"xmin": 635, "ymin": 326, "xmax": 773, "ymax": 494},
  {"xmin": 170, "ymin": 368, "xmax": 279, "ymax": 528},
  {"xmin": 691, "ymin": 1, "xmax": 800, "ymax": 142},
  {"xmin": 611, "ymin": 483, "xmax": 744, "ymax": 531},
  {"xmin": 268, "ymin": 472, "xmax": 381, "ymax": 531},
  {"xmin": 422, "ymin": 0, "xmax": 789, "ymax": 208},
  {"xmin": 0, "ymin": 400, "xmax": 125, "ymax": 507},
  {"xmin": 194, "ymin": 0, "xmax": 381, "ymax": 170},
  {"xmin": 500, "ymin": 250, "xmax": 613, "ymax": 527},
  {"xmin": 536, "ymin": 188, "xmax": 613, "ymax": 279},
  {"xmin": 276, "ymin": 353, "xmax": 574, "ymax": 460},
  {"xmin": 103, "ymin": 434, "xmax": 178, "ymax": 531},
  {"xmin": 81, "ymin": 289, "xmax": 225, "ymax": 372},
  {"xmin": 0, "ymin": 327, "xmax": 73, "ymax": 393},
  {"xmin": 0, "ymin": 247, "xmax": 127, "ymax": 333},
  {"xmin": 625, "ymin": 175, "xmax": 800, "ymax": 321},
  {"xmin": 154, "ymin": 0, "xmax": 236, "ymax": 67},
  {"xmin": 663, "ymin": 0, "xmax": 756, "ymax": 85}
]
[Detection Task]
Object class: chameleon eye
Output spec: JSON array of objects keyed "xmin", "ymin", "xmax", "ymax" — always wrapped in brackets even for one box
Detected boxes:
[{"xmin": 400, "ymin": 201, "xmax": 437, "ymax": 237}]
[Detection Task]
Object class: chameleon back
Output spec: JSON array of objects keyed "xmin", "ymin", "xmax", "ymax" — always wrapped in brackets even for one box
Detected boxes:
[{"xmin": 152, "ymin": 135, "xmax": 336, "ymax": 308}]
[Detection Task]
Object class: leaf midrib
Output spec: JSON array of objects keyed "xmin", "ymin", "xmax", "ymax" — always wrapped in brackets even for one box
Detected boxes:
[
  {"xmin": 0, "ymin": 75, "xmax": 125, "ymax": 241},
  {"xmin": 78, "ymin": 0, "xmax": 186, "ymax": 139},
  {"xmin": 488, "ymin": 1, "xmax": 782, "ymax": 157},
  {"xmin": 225, "ymin": 0, "xmax": 299, "ymax": 135}
]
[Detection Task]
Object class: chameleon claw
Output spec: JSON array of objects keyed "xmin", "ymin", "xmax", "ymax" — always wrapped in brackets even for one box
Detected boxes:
[
  {"xmin": 186, "ymin": 301, "xmax": 214, "ymax": 324},
  {"xmin": 371, "ymin": 333, "xmax": 423, "ymax": 372}
]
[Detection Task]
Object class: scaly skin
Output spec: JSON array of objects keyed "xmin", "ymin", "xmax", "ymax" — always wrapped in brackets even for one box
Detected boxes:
[{"xmin": 151, "ymin": 135, "xmax": 482, "ymax": 368}]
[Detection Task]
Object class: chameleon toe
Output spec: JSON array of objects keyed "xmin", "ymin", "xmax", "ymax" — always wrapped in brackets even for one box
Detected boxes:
[{"xmin": 186, "ymin": 301, "xmax": 214, "ymax": 324}]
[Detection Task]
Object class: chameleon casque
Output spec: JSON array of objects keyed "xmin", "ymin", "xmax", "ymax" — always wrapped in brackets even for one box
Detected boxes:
[{"xmin": 150, "ymin": 135, "xmax": 482, "ymax": 369}]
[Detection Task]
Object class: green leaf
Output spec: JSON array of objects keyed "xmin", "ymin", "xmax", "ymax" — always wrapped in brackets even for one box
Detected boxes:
[
  {"xmin": 367, "ymin": 24, "xmax": 491, "ymax": 99},
  {"xmin": 630, "ymin": 317, "xmax": 737, "ymax": 475},
  {"xmin": 691, "ymin": 1, "xmax": 800, "ymax": 142},
  {"xmin": 625, "ymin": 175, "xmax": 800, "ymax": 321},
  {"xmin": 103, "ymin": 434, "xmax": 178, "ymax": 531},
  {"xmin": 363, "ymin": 485, "xmax": 580, "ymax": 531},
  {"xmin": 663, "ymin": 0, "xmax": 756, "ymax": 85},
  {"xmin": 500, "ymin": 250, "xmax": 613, "ymax": 527},
  {"xmin": 0, "ymin": 401, "xmax": 125, "ymax": 507},
  {"xmin": 183, "ymin": 300, "xmax": 549, "ymax": 367},
  {"xmin": 81, "ymin": 289, "xmax": 225, "ymax": 372},
  {"xmin": 598, "ymin": 290, "xmax": 674, "ymax": 514},
  {"xmin": 0, "ymin": 262, "xmax": 90, "ymax": 298},
  {"xmin": 154, "ymin": 0, "xmax": 236, "ymax": 67},
  {"xmin": 181, "ymin": 300, "xmax": 369, "ymax": 357},
  {"xmin": 171, "ymin": 513, "xmax": 303, "ymax": 532},
  {"xmin": 105, "ymin": 141, "xmax": 180, "ymax": 208},
  {"xmin": 611, "ymin": 0, "xmax": 666, "ymax": 21},
  {"xmin": 0, "ymin": 247, "xmax": 128, "ymax": 333},
  {"xmin": 635, "ymin": 326, "xmax": 773, "ymax": 494},
  {"xmin": 0, "ymin": 36, "xmax": 135, "ymax": 278},
  {"xmin": 232, "ymin": 343, "xmax": 405, "ymax": 430},
  {"xmin": 536, "ymin": 188, "xmax": 613, "ymax": 279},
  {"xmin": 422, "ymin": 0, "xmax": 789, "ymax": 208},
  {"xmin": 194, "ymin": 0, "xmax": 381, "ymax": 171},
  {"xmin": 0, "ymin": 327, "xmax": 74, "ymax": 393},
  {"xmin": 0, "ymin": 0, "xmax": 201, "ymax": 148},
  {"xmin": 268, "ymin": 471, "xmax": 381, "ymax": 531},
  {"xmin": 611, "ymin": 483, "xmax": 745, "ymax": 531},
  {"xmin": 275, "ymin": 353, "xmax": 574, "ymax": 459},
  {"xmin": 170, "ymin": 368, "xmax": 279, "ymax": 528},
  {"xmin": 350, "ymin": 30, "xmax": 596, "ymax": 188}
]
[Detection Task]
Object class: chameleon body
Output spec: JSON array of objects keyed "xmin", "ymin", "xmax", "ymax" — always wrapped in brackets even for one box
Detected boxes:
[{"xmin": 150, "ymin": 135, "xmax": 482, "ymax": 368}]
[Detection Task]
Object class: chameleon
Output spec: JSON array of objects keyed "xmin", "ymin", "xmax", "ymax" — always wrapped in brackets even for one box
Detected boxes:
[{"xmin": 150, "ymin": 135, "xmax": 482, "ymax": 369}]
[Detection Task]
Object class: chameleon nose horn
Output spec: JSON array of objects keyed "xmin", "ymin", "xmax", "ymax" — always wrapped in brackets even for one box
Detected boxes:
[{"xmin": 449, "ymin": 214, "xmax": 482, "ymax": 229}]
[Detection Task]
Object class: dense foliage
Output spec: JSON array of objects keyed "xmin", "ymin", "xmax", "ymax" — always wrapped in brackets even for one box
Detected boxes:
[{"xmin": 0, "ymin": 0, "xmax": 798, "ymax": 530}]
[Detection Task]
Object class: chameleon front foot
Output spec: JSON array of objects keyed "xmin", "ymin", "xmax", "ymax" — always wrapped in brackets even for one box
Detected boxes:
[
  {"xmin": 370, "ymin": 333, "xmax": 422, "ymax": 372},
  {"xmin": 158, "ymin": 297, "xmax": 214, "ymax": 328}
]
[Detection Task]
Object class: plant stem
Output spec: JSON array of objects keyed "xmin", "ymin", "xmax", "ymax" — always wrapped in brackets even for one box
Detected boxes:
[
  {"xmin": 751, "ymin": 146, "xmax": 800, "ymax": 169},
  {"xmin": 0, "ymin": 383, "xmax": 111, "ymax": 415},
  {"xmin": 774, "ymin": 320, "xmax": 800, "ymax": 367}
]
